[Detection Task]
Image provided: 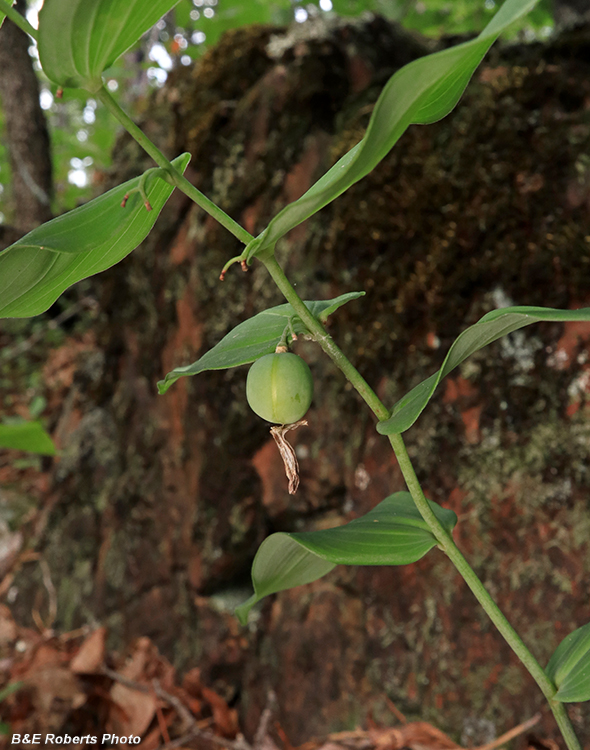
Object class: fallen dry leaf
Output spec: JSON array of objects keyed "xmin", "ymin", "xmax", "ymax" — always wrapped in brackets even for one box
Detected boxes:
[
  {"xmin": 108, "ymin": 682, "xmax": 158, "ymax": 742},
  {"xmin": 26, "ymin": 664, "xmax": 86, "ymax": 715},
  {"xmin": 107, "ymin": 639, "xmax": 161, "ymax": 743},
  {"xmin": 137, "ymin": 725, "xmax": 162, "ymax": 750},
  {"xmin": 201, "ymin": 685, "xmax": 239, "ymax": 737},
  {"xmin": 70, "ymin": 626, "xmax": 107, "ymax": 674},
  {"xmin": 0, "ymin": 604, "xmax": 17, "ymax": 647}
]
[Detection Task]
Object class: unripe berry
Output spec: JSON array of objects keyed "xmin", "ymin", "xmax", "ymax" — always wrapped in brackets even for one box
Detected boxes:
[{"xmin": 246, "ymin": 352, "xmax": 313, "ymax": 424}]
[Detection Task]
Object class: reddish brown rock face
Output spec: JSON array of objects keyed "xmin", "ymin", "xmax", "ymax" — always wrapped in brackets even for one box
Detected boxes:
[{"xmin": 3, "ymin": 17, "xmax": 590, "ymax": 745}]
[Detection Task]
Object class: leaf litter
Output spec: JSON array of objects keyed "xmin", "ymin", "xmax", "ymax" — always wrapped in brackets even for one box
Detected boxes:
[{"xmin": 0, "ymin": 604, "xmax": 550, "ymax": 750}]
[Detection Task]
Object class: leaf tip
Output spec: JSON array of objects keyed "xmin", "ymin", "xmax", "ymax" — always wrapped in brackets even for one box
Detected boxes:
[{"xmin": 175, "ymin": 152, "xmax": 192, "ymax": 172}]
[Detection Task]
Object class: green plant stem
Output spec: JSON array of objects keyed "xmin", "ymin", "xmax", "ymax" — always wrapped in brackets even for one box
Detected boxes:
[
  {"xmin": 262, "ymin": 253, "xmax": 581, "ymax": 750},
  {"xmin": 96, "ymin": 86, "xmax": 253, "ymax": 247},
  {"xmin": 262, "ymin": 255, "xmax": 389, "ymax": 420},
  {"xmin": 0, "ymin": 0, "xmax": 38, "ymax": 40}
]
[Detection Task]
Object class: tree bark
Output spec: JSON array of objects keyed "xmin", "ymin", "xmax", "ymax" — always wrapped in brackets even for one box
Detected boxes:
[
  {"xmin": 554, "ymin": 0, "xmax": 590, "ymax": 27},
  {"xmin": 0, "ymin": 0, "xmax": 52, "ymax": 232}
]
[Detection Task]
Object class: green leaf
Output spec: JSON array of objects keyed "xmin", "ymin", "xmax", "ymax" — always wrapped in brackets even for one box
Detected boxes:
[
  {"xmin": 235, "ymin": 492, "xmax": 456, "ymax": 624},
  {"xmin": 546, "ymin": 622, "xmax": 590, "ymax": 702},
  {"xmin": 38, "ymin": 0, "xmax": 182, "ymax": 91},
  {"xmin": 0, "ymin": 422, "xmax": 56, "ymax": 455},
  {"xmin": 0, "ymin": 153, "xmax": 190, "ymax": 319},
  {"xmin": 245, "ymin": 0, "xmax": 538, "ymax": 262},
  {"xmin": 378, "ymin": 305, "xmax": 590, "ymax": 436},
  {"xmin": 157, "ymin": 291, "xmax": 364, "ymax": 394}
]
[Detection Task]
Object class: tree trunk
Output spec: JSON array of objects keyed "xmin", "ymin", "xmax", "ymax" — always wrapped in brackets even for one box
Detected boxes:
[
  {"xmin": 554, "ymin": 0, "xmax": 590, "ymax": 27},
  {"xmin": 2, "ymin": 15, "xmax": 590, "ymax": 744},
  {"xmin": 0, "ymin": 0, "xmax": 52, "ymax": 232}
]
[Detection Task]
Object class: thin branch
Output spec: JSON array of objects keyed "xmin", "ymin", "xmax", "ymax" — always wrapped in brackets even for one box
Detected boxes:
[
  {"xmin": 474, "ymin": 713, "xmax": 541, "ymax": 750},
  {"xmin": 253, "ymin": 690, "xmax": 276, "ymax": 750},
  {"xmin": 151, "ymin": 678, "xmax": 196, "ymax": 733},
  {"xmin": 39, "ymin": 557, "xmax": 57, "ymax": 628},
  {"xmin": 102, "ymin": 665, "xmax": 151, "ymax": 693}
]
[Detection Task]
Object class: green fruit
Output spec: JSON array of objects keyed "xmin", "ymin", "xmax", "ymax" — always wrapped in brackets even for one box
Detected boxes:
[{"xmin": 246, "ymin": 352, "xmax": 313, "ymax": 424}]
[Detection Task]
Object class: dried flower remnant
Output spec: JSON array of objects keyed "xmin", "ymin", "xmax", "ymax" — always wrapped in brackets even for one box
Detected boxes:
[{"xmin": 270, "ymin": 419, "xmax": 308, "ymax": 494}]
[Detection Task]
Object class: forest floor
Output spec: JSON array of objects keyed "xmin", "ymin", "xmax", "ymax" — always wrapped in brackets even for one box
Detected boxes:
[{"xmin": 0, "ymin": 605, "xmax": 554, "ymax": 750}]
